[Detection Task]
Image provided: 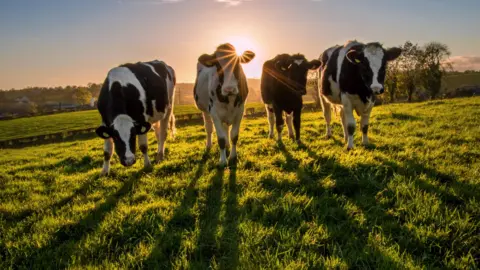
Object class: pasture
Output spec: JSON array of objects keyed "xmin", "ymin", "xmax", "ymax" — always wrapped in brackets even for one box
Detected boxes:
[
  {"xmin": 0, "ymin": 97, "xmax": 479, "ymax": 269},
  {"xmin": 0, "ymin": 103, "xmax": 268, "ymax": 141}
]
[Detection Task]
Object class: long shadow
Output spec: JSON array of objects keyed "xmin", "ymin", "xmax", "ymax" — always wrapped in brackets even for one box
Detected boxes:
[
  {"xmin": 13, "ymin": 170, "xmax": 141, "ymax": 269},
  {"xmin": 256, "ymin": 144, "xmax": 416, "ymax": 268},
  {"xmin": 189, "ymin": 168, "xmax": 225, "ymax": 269},
  {"xmin": 218, "ymin": 168, "xmax": 240, "ymax": 269},
  {"xmin": 9, "ymin": 156, "xmax": 103, "ymax": 175},
  {"xmin": 141, "ymin": 150, "xmax": 210, "ymax": 269},
  {"xmin": 0, "ymin": 174, "xmax": 100, "ymax": 227}
]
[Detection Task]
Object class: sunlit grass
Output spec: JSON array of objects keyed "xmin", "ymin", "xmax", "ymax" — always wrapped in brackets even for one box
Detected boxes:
[{"xmin": 0, "ymin": 97, "xmax": 479, "ymax": 269}]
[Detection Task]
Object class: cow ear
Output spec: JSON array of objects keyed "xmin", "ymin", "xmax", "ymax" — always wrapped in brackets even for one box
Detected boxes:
[
  {"xmin": 385, "ymin": 47, "xmax": 402, "ymax": 62},
  {"xmin": 240, "ymin": 50, "xmax": 255, "ymax": 63},
  {"xmin": 308, "ymin": 60, "xmax": 322, "ymax": 70},
  {"xmin": 198, "ymin": 54, "xmax": 217, "ymax": 67},
  {"xmin": 136, "ymin": 122, "xmax": 151, "ymax": 135},
  {"xmin": 346, "ymin": 49, "xmax": 364, "ymax": 65},
  {"xmin": 96, "ymin": 126, "xmax": 112, "ymax": 139}
]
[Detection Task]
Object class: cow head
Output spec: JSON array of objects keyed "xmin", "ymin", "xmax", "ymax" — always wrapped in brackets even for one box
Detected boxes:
[
  {"xmin": 274, "ymin": 54, "xmax": 321, "ymax": 95},
  {"xmin": 346, "ymin": 43, "xmax": 402, "ymax": 95},
  {"xmin": 95, "ymin": 115, "xmax": 151, "ymax": 167},
  {"xmin": 198, "ymin": 43, "xmax": 255, "ymax": 96}
]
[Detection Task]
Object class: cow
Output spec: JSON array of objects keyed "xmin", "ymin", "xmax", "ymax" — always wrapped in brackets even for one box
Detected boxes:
[
  {"xmin": 194, "ymin": 43, "xmax": 255, "ymax": 167},
  {"xmin": 318, "ymin": 41, "xmax": 401, "ymax": 150},
  {"xmin": 95, "ymin": 60, "xmax": 176, "ymax": 175},
  {"xmin": 261, "ymin": 53, "xmax": 321, "ymax": 144}
]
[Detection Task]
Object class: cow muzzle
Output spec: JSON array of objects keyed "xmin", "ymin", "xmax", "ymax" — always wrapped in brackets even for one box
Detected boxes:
[
  {"xmin": 222, "ymin": 86, "xmax": 239, "ymax": 96},
  {"xmin": 121, "ymin": 155, "xmax": 136, "ymax": 167},
  {"xmin": 371, "ymin": 86, "xmax": 384, "ymax": 95}
]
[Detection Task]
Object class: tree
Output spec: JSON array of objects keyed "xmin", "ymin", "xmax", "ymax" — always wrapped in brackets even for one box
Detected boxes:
[
  {"xmin": 419, "ymin": 42, "xmax": 452, "ymax": 99},
  {"xmin": 307, "ymin": 70, "xmax": 321, "ymax": 108},
  {"xmin": 385, "ymin": 56, "xmax": 400, "ymax": 102},
  {"xmin": 72, "ymin": 87, "xmax": 92, "ymax": 105},
  {"xmin": 397, "ymin": 41, "xmax": 423, "ymax": 102}
]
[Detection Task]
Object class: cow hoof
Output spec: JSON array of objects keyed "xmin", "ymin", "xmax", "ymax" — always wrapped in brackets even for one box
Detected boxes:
[
  {"xmin": 346, "ymin": 147, "xmax": 353, "ymax": 151},
  {"xmin": 324, "ymin": 134, "xmax": 331, "ymax": 139},
  {"xmin": 100, "ymin": 170, "xmax": 109, "ymax": 176},
  {"xmin": 155, "ymin": 153, "xmax": 164, "ymax": 163},
  {"xmin": 289, "ymin": 134, "xmax": 295, "ymax": 140},
  {"xmin": 228, "ymin": 156, "xmax": 237, "ymax": 166},
  {"xmin": 218, "ymin": 160, "xmax": 227, "ymax": 168},
  {"xmin": 268, "ymin": 133, "xmax": 274, "ymax": 139},
  {"xmin": 143, "ymin": 165, "xmax": 153, "ymax": 173}
]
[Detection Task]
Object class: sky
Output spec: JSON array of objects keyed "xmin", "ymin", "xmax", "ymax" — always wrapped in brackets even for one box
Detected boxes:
[{"xmin": 1, "ymin": 0, "xmax": 480, "ymax": 89}]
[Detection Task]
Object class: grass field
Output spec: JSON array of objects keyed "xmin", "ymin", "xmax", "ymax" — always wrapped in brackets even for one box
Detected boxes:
[
  {"xmin": 0, "ymin": 103, "xmax": 267, "ymax": 141},
  {"xmin": 0, "ymin": 97, "xmax": 479, "ymax": 269}
]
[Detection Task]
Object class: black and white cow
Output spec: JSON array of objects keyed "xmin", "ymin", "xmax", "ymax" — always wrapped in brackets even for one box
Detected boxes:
[
  {"xmin": 318, "ymin": 41, "xmax": 401, "ymax": 149},
  {"xmin": 194, "ymin": 43, "xmax": 255, "ymax": 166},
  {"xmin": 95, "ymin": 60, "xmax": 176, "ymax": 175},
  {"xmin": 261, "ymin": 54, "xmax": 321, "ymax": 143}
]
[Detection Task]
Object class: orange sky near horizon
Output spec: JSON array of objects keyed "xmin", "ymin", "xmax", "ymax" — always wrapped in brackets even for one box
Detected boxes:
[{"xmin": 1, "ymin": 0, "xmax": 480, "ymax": 90}]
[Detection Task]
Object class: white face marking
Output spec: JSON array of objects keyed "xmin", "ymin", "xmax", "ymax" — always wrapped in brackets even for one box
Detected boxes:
[
  {"xmin": 294, "ymin": 59, "xmax": 304, "ymax": 66},
  {"xmin": 107, "ymin": 67, "xmax": 148, "ymax": 121},
  {"xmin": 364, "ymin": 46, "xmax": 384, "ymax": 92},
  {"xmin": 112, "ymin": 114, "xmax": 135, "ymax": 159},
  {"xmin": 215, "ymin": 51, "xmax": 239, "ymax": 94}
]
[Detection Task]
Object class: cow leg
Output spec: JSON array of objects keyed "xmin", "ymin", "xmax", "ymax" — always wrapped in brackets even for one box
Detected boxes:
[
  {"xmin": 274, "ymin": 107, "xmax": 284, "ymax": 142},
  {"xmin": 340, "ymin": 108, "xmax": 348, "ymax": 142},
  {"xmin": 169, "ymin": 113, "xmax": 176, "ymax": 139},
  {"xmin": 156, "ymin": 108, "xmax": 173, "ymax": 162},
  {"xmin": 138, "ymin": 133, "xmax": 151, "ymax": 168},
  {"xmin": 202, "ymin": 111, "xmax": 213, "ymax": 149},
  {"xmin": 211, "ymin": 114, "xmax": 228, "ymax": 167},
  {"xmin": 320, "ymin": 96, "xmax": 332, "ymax": 139},
  {"xmin": 293, "ymin": 109, "xmax": 302, "ymax": 144},
  {"xmin": 286, "ymin": 112, "xmax": 295, "ymax": 140},
  {"xmin": 360, "ymin": 109, "xmax": 372, "ymax": 146},
  {"xmin": 229, "ymin": 111, "xmax": 243, "ymax": 163},
  {"xmin": 341, "ymin": 94, "xmax": 356, "ymax": 150},
  {"xmin": 223, "ymin": 123, "xmax": 230, "ymax": 149},
  {"xmin": 101, "ymin": 138, "xmax": 113, "ymax": 176},
  {"xmin": 265, "ymin": 105, "xmax": 275, "ymax": 138}
]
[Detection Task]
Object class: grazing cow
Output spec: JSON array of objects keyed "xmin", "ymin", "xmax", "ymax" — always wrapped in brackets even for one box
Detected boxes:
[
  {"xmin": 95, "ymin": 60, "xmax": 176, "ymax": 175},
  {"xmin": 318, "ymin": 41, "xmax": 401, "ymax": 149},
  {"xmin": 194, "ymin": 43, "xmax": 255, "ymax": 166},
  {"xmin": 261, "ymin": 54, "xmax": 321, "ymax": 143}
]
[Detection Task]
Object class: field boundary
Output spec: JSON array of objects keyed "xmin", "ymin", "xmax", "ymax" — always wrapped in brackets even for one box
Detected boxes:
[{"xmin": 0, "ymin": 103, "xmax": 319, "ymax": 148}]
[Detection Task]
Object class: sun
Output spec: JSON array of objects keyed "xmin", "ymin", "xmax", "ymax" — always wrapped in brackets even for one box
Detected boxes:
[{"xmin": 226, "ymin": 35, "xmax": 256, "ymax": 56}]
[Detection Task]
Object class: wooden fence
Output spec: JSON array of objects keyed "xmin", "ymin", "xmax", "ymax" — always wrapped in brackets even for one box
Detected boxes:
[{"xmin": 0, "ymin": 103, "xmax": 319, "ymax": 148}]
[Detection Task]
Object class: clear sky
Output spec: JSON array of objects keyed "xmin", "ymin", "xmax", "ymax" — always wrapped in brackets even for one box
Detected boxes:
[{"xmin": 1, "ymin": 0, "xmax": 479, "ymax": 89}]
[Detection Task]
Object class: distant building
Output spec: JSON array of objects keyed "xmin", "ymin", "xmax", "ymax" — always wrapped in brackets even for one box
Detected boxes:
[
  {"xmin": 15, "ymin": 96, "xmax": 30, "ymax": 104},
  {"xmin": 90, "ymin": 97, "xmax": 96, "ymax": 108}
]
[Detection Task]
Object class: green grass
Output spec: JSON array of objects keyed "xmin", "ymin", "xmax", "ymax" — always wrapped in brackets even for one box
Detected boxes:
[
  {"xmin": 0, "ymin": 103, "xmax": 266, "ymax": 141},
  {"xmin": 0, "ymin": 97, "xmax": 479, "ymax": 269}
]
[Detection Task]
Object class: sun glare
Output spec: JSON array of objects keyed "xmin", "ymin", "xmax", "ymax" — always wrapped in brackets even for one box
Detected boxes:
[{"xmin": 227, "ymin": 35, "xmax": 256, "ymax": 56}]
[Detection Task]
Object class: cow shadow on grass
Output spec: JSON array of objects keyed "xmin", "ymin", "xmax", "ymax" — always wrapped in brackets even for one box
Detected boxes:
[
  {"xmin": 0, "ymin": 174, "xmax": 101, "ymax": 227},
  {"xmin": 10, "ymin": 169, "xmax": 146, "ymax": 269},
  {"xmin": 140, "ymin": 150, "xmax": 213, "ymax": 269},
  {"xmin": 9, "ymin": 155, "xmax": 103, "ymax": 176},
  {"xmin": 250, "ymin": 143, "xmax": 465, "ymax": 268}
]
